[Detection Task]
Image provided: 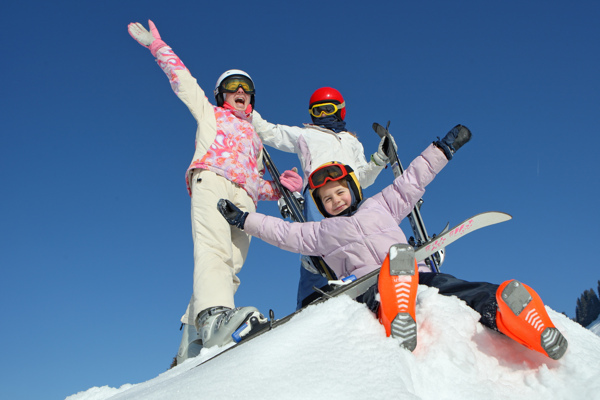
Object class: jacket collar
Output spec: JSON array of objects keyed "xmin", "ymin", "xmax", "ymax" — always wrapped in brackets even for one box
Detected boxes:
[{"xmin": 222, "ymin": 102, "xmax": 253, "ymax": 120}]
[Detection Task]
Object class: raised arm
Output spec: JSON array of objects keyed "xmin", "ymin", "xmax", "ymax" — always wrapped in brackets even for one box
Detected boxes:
[
  {"xmin": 380, "ymin": 125, "xmax": 471, "ymax": 222},
  {"xmin": 128, "ymin": 20, "xmax": 217, "ymax": 151},
  {"xmin": 346, "ymin": 136, "xmax": 387, "ymax": 189}
]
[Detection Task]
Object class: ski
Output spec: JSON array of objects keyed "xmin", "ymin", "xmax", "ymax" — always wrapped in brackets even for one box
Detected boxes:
[
  {"xmin": 192, "ymin": 211, "xmax": 511, "ymax": 369},
  {"xmin": 262, "ymin": 148, "xmax": 337, "ymax": 280},
  {"xmin": 373, "ymin": 121, "xmax": 446, "ymax": 272},
  {"xmin": 312, "ymin": 211, "xmax": 512, "ymax": 301}
]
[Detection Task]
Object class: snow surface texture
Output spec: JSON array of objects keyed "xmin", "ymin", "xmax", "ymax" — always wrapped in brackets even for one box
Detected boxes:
[
  {"xmin": 589, "ymin": 315, "xmax": 600, "ymax": 336},
  {"xmin": 67, "ymin": 286, "xmax": 600, "ymax": 400}
]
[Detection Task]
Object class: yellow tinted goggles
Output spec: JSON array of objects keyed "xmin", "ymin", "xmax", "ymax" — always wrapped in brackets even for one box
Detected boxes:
[
  {"xmin": 309, "ymin": 101, "xmax": 345, "ymax": 118},
  {"xmin": 221, "ymin": 77, "xmax": 255, "ymax": 94}
]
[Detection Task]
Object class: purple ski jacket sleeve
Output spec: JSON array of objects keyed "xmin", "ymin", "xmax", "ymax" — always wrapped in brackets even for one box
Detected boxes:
[{"xmin": 243, "ymin": 144, "xmax": 448, "ymax": 279}]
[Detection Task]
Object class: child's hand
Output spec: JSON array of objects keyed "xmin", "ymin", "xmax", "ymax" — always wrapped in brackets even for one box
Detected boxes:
[
  {"xmin": 280, "ymin": 168, "xmax": 303, "ymax": 193},
  {"xmin": 434, "ymin": 125, "xmax": 472, "ymax": 160},
  {"xmin": 128, "ymin": 20, "xmax": 167, "ymax": 56},
  {"xmin": 217, "ymin": 199, "xmax": 248, "ymax": 230},
  {"xmin": 372, "ymin": 134, "xmax": 398, "ymax": 166}
]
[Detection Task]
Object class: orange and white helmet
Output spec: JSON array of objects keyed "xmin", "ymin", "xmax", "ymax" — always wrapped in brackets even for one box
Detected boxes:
[{"xmin": 308, "ymin": 162, "xmax": 362, "ymax": 217}]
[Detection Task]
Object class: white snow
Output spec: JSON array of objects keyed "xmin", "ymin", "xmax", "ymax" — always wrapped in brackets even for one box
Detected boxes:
[
  {"xmin": 66, "ymin": 286, "xmax": 600, "ymax": 400},
  {"xmin": 589, "ymin": 315, "xmax": 600, "ymax": 336}
]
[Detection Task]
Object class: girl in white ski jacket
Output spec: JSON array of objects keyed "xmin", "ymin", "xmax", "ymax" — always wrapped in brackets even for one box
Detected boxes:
[{"xmin": 252, "ymin": 87, "xmax": 392, "ymax": 307}]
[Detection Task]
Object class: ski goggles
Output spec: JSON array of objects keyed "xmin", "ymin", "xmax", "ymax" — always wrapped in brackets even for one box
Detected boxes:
[
  {"xmin": 220, "ymin": 76, "xmax": 255, "ymax": 94},
  {"xmin": 308, "ymin": 101, "xmax": 345, "ymax": 118},
  {"xmin": 309, "ymin": 163, "xmax": 352, "ymax": 189}
]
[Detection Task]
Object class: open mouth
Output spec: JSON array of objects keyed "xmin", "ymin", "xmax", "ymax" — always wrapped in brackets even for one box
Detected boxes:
[{"xmin": 234, "ymin": 96, "xmax": 246, "ymax": 105}]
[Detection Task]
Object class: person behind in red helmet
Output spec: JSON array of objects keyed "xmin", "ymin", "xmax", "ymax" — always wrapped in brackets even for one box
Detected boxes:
[
  {"xmin": 218, "ymin": 125, "xmax": 568, "ymax": 361},
  {"xmin": 308, "ymin": 87, "xmax": 347, "ymax": 129},
  {"xmin": 127, "ymin": 20, "xmax": 303, "ymax": 366},
  {"xmin": 252, "ymin": 86, "xmax": 395, "ymax": 309}
]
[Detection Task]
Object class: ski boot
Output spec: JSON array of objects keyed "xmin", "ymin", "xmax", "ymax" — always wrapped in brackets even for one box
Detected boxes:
[
  {"xmin": 378, "ymin": 244, "xmax": 419, "ymax": 351},
  {"xmin": 176, "ymin": 323, "xmax": 203, "ymax": 366},
  {"xmin": 496, "ymin": 280, "xmax": 568, "ymax": 360},
  {"xmin": 198, "ymin": 306, "xmax": 268, "ymax": 348}
]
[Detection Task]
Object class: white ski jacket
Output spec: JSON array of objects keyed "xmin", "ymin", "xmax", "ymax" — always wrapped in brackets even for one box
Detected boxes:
[{"xmin": 252, "ymin": 111, "xmax": 385, "ymax": 189}]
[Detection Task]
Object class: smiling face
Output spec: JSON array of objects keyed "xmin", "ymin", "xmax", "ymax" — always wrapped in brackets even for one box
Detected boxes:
[
  {"xmin": 224, "ymin": 87, "xmax": 251, "ymax": 111},
  {"xmin": 317, "ymin": 179, "xmax": 352, "ymax": 216}
]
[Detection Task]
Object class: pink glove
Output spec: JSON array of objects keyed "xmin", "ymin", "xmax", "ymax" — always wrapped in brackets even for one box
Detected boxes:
[
  {"xmin": 128, "ymin": 20, "xmax": 168, "ymax": 57},
  {"xmin": 280, "ymin": 168, "xmax": 303, "ymax": 193}
]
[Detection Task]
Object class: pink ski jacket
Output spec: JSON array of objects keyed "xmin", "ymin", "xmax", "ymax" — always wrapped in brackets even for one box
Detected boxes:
[
  {"xmin": 243, "ymin": 144, "xmax": 448, "ymax": 279},
  {"xmin": 155, "ymin": 47, "xmax": 279, "ymax": 205}
]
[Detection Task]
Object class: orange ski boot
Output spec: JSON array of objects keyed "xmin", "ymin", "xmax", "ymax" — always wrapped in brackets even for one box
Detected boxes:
[
  {"xmin": 496, "ymin": 279, "xmax": 568, "ymax": 360},
  {"xmin": 378, "ymin": 243, "xmax": 419, "ymax": 351}
]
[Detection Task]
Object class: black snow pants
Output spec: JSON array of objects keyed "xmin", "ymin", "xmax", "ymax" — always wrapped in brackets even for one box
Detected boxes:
[{"xmin": 358, "ymin": 272, "xmax": 500, "ymax": 332}]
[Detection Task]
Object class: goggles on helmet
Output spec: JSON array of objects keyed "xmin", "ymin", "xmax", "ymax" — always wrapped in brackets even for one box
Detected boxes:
[
  {"xmin": 309, "ymin": 101, "xmax": 346, "ymax": 118},
  {"xmin": 220, "ymin": 76, "xmax": 255, "ymax": 94},
  {"xmin": 308, "ymin": 163, "xmax": 351, "ymax": 189}
]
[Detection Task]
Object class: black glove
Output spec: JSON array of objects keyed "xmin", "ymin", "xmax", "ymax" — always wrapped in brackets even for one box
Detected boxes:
[
  {"xmin": 217, "ymin": 199, "xmax": 248, "ymax": 229},
  {"xmin": 434, "ymin": 124, "xmax": 472, "ymax": 160}
]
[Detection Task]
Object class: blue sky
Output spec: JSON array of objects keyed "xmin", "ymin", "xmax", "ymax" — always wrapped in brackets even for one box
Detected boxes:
[{"xmin": 1, "ymin": 1, "xmax": 599, "ymax": 399}]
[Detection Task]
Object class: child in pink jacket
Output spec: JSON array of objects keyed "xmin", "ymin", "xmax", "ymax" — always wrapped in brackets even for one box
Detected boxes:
[
  {"xmin": 218, "ymin": 125, "xmax": 568, "ymax": 360},
  {"xmin": 128, "ymin": 20, "xmax": 303, "ymax": 364}
]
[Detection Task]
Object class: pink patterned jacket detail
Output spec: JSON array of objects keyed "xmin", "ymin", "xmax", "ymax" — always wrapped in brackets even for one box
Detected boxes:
[{"xmin": 155, "ymin": 47, "xmax": 278, "ymax": 204}]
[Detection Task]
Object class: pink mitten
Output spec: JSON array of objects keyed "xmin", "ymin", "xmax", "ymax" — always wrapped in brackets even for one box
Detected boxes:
[{"xmin": 280, "ymin": 169, "xmax": 303, "ymax": 193}]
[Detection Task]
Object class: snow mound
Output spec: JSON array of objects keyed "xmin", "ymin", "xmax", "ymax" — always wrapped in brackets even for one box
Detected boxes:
[{"xmin": 67, "ymin": 286, "xmax": 600, "ymax": 400}]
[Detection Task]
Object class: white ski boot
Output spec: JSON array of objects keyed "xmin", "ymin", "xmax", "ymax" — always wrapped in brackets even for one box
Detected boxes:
[
  {"xmin": 198, "ymin": 306, "xmax": 267, "ymax": 348},
  {"xmin": 176, "ymin": 323, "xmax": 203, "ymax": 365}
]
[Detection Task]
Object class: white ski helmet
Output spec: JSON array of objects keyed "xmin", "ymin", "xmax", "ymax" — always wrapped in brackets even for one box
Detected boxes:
[{"xmin": 214, "ymin": 69, "xmax": 255, "ymax": 108}]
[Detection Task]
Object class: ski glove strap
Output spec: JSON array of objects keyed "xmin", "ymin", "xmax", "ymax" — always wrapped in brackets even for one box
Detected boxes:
[
  {"xmin": 217, "ymin": 199, "xmax": 249, "ymax": 230},
  {"xmin": 434, "ymin": 124, "xmax": 472, "ymax": 160}
]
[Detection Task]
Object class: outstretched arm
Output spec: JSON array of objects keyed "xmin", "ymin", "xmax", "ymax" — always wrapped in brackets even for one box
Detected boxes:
[
  {"xmin": 128, "ymin": 20, "xmax": 189, "ymax": 95},
  {"xmin": 347, "ymin": 138, "xmax": 384, "ymax": 189},
  {"xmin": 217, "ymin": 199, "xmax": 322, "ymax": 256},
  {"xmin": 127, "ymin": 19, "xmax": 216, "ymax": 152},
  {"xmin": 256, "ymin": 167, "xmax": 303, "ymax": 201},
  {"xmin": 381, "ymin": 125, "xmax": 471, "ymax": 222},
  {"xmin": 252, "ymin": 110, "xmax": 303, "ymax": 153}
]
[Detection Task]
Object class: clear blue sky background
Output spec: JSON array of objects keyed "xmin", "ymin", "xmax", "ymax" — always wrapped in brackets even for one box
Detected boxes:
[{"xmin": 1, "ymin": 1, "xmax": 599, "ymax": 399}]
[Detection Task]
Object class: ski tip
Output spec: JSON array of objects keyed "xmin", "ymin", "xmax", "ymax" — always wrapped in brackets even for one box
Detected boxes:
[
  {"xmin": 472, "ymin": 211, "xmax": 513, "ymax": 222},
  {"xmin": 372, "ymin": 122, "xmax": 386, "ymax": 138},
  {"xmin": 492, "ymin": 211, "xmax": 513, "ymax": 222}
]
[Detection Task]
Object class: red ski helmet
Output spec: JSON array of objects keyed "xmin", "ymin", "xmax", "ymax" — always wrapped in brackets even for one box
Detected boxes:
[{"xmin": 309, "ymin": 87, "xmax": 346, "ymax": 121}]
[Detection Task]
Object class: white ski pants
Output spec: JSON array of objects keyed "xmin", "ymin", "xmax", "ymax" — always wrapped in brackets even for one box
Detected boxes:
[{"xmin": 181, "ymin": 169, "xmax": 256, "ymax": 327}]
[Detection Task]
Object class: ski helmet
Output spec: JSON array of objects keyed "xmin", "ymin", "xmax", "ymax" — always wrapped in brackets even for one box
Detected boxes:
[
  {"xmin": 309, "ymin": 162, "xmax": 362, "ymax": 217},
  {"xmin": 309, "ymin": 87, "xmax": 346, "ymax": 121},
  {"xmin": 214, "ymin": 69, "xmax": 255, "ymax": 108}
]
